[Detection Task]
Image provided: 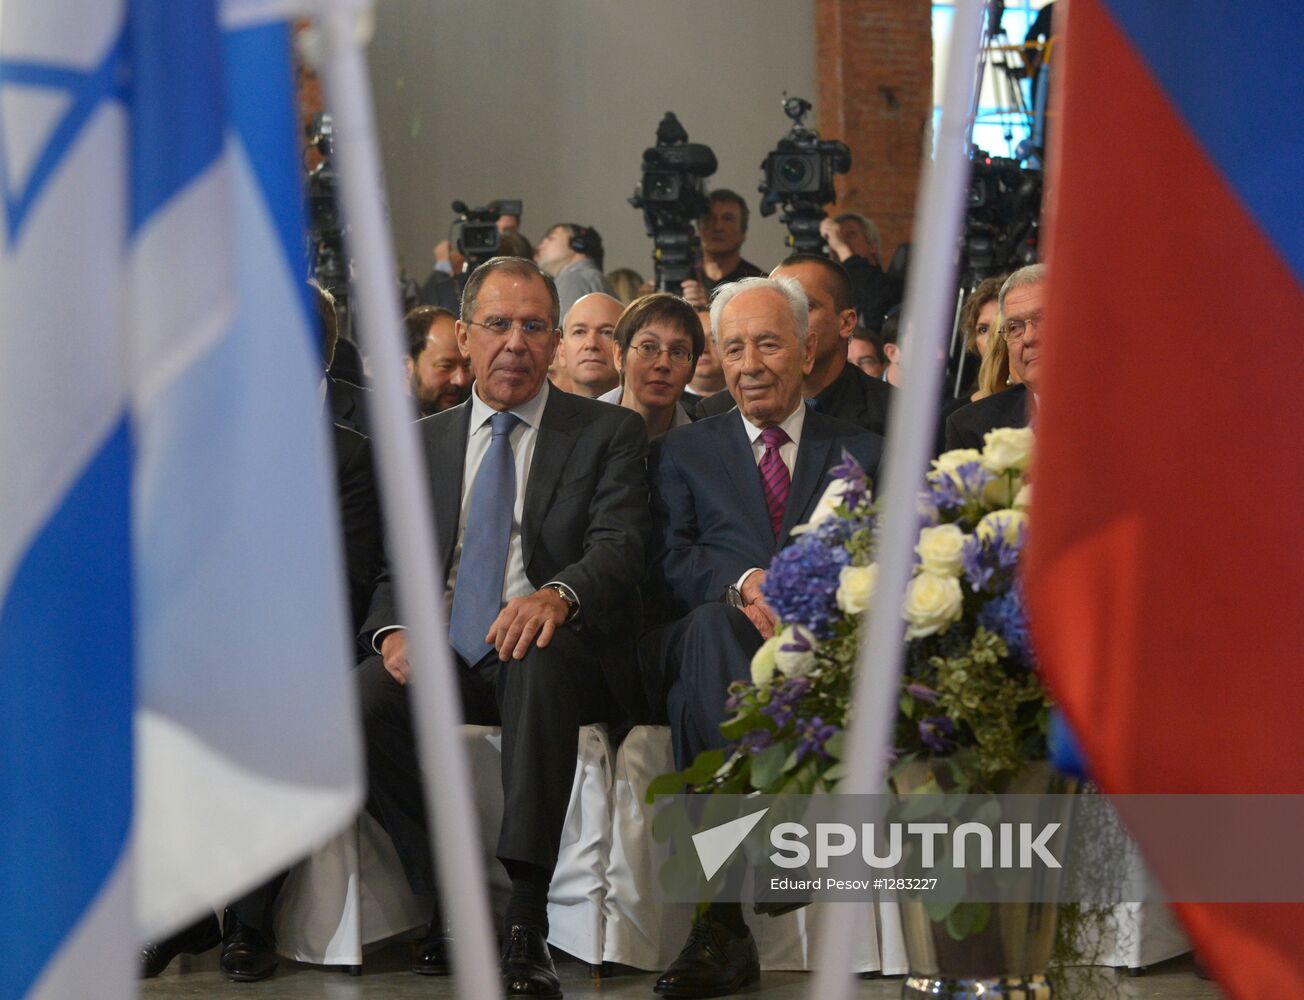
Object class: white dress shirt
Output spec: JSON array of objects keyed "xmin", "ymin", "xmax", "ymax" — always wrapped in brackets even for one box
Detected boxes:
[{"xmin": 736, "ymin": 401, "xmax": 807, "ymax": 592}]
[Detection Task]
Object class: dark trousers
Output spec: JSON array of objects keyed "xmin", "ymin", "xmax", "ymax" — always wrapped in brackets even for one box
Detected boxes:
[
  {"xmin": 358, "ymin": 629, "xmax": 613, "ymax": 895},
  {"xmin": 660, "ymin": 603, "xmax": 765, "ymax": 771},
  {"xmin": 228, "ymin": 872, "xmax": 288, "ymax": 937}
]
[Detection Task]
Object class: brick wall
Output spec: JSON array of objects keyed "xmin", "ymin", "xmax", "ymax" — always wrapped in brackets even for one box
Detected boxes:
[{"xmin": 815, "ymin": 0, "xmax": 932, "ymax": 263}]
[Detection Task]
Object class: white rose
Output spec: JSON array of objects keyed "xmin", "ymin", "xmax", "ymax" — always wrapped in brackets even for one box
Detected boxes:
[
  {"xmin": 836, "ymin": 564, "xmax": 878, "ymax": 614},
  {"xmin": 931, "ymin": 448, "xmax": 983, "ymax": 485},
  {"xmin": 794, "ymin": 477, "xmax": 849, "ymax": 534},
  {"xmin": 902, "ymin": 572, "xmax": 964, "ymax": 640},
  {"xmin": 1013, "ymin": 482, "xmax": 1031, "ymax": 510},
  {"xmin": 980, "ymin": 426, "xmax": 1034, "ymax": 474},
  {"xmin": 982, "ymin": 471, "xmax": 1023, "ymax": 508},
  {"xmin": 915, "ymin": 524, "xmax": 966, "ymax": 577},
  {"xmin": 774, "ymin": 625, "xmax": 817, "ymax": 678},
  {"xmin": 750, "ymin": 636, "xmax": 781, "ymax": 687},
  {"xmin": 976, "ymin": 508, "xmax": 1028, "ymax": 546}
]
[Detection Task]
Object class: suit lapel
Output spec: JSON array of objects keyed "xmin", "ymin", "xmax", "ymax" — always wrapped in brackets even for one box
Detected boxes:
[
  {"xmin": 778, "ymin": 417, "xmax": 835, "ymax": 548},
  {"xmin": 522, "ymin": 391, "xmax": 581, "ymax": 568},
  {"xmin": 426, "ymin": 403, "xmax": 470, "ymax": 569},
  {"xmin": 720, "ymin": 415, "xmax": 776, "ymax": 547}
]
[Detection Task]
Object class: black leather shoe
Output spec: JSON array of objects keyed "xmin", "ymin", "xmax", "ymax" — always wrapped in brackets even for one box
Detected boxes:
[
  {"xmin": 139, "ymin": 912, "xmax": 222, "ymax": 979},
  {"xmin": 500, "ymin": 924, "xmax": 561, "ymax": 998},
  {"xmin": 654, "ymin": 917, "xmax": 759, "ymax": 998},
  {"xmin": 219, "ymin": 911, "xmax": 278, "ymax": 983},
  {"xmin": 412, "ymin": 922, "xmax": 451, "ymax": 975}
]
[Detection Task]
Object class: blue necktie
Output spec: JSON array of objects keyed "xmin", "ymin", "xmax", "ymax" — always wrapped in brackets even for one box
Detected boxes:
[{"xmin": 448, "ymin": 411, "xmax": 520, "ymax": 663}]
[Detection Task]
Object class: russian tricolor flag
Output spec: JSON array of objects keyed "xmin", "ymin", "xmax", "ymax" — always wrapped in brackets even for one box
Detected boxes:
[
  {"xmin": 1, "ymin": 3, "xmax": 362, "ymax": 996},
  {"xmin": 1026, "ymin": 1, "xmax": 1304, "ymax": 995}
]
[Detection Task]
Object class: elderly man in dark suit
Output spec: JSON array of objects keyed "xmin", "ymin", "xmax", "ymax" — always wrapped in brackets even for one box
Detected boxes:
[
  {"xmin": 357, "ymin": 257, "xmax": 649, "ymax": 999},
  {"xmin": 645, "ymin": 276, "xmax": 883, "ymax": 999},
  {"xmin": 693, "ymin": 254, "xmax": 893, "ymax": 437},
  {"xmin": 944, "ymin": 263, "xmax": 1045, "ymax": 450}
]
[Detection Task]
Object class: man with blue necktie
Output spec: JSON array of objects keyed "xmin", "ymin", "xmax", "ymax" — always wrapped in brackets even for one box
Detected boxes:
[
  {"xmin": 357, "ymin": 256, "xmax": 649, "ymax": 998},
  {"xmin": 643, "ymin": 276, "xmax": 883, "ymax": 998}
]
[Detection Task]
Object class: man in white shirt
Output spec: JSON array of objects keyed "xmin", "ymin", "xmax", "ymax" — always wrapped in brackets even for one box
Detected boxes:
[{"xmin": 643, "ymin": 276, "xmax": 883, "ymax": 998}]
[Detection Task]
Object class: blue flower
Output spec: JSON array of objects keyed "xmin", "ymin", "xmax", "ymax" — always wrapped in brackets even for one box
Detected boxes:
[
  {"xmin": 762, "ymin": 533, "xmax": 851, "ymax": 638},
  {"xmin": 760, "ymin": 675, "xmax": 813, "ymax": 728},
  {"xmin": 740, "ymin": 728, "xmax": 773, "ymax": 754},
  {"xmin": 927, "ymin": 474, "xmax": 965, "ymax": 512},
  {"xmin": 906, "ymin": 682, "xmax": 939, "ymax": 704},
  {"xmin": 795, "ymin": 717, "xmax": 840, "ymax": 760},
  {"xmin": 918, "ymin": 715, "xmax": 957, "ymax": 753},
  {"xmin": 977, "ymin": 585, "xmax": 1033, "ymax": 665},
  {"xmin": 961, "ymin": 534, "xmax": 995, "ymax": 591},
  {"xmin": 955, "ymin": 461, "xmax": 995, "ymax": 496}
]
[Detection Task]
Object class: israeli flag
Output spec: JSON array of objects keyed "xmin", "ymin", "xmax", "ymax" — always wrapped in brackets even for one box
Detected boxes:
[{"xmin": 1, "ymin": 2, "xmax": 363, "ymax": 995}]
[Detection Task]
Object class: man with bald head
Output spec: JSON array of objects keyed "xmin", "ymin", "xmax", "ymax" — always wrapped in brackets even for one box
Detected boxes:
[
  {"xmin": 642, "ymin": 276, "xmax": 884, "ymax": 998},
  {"xmin": 558, "ymin": 291, "xmax": 623, "ymax": 398}
]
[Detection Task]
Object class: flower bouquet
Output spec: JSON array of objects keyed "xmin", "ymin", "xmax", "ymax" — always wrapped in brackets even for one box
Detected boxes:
[{"xmin": 666, "ymin": 426, "xmax": 1044, "ymax": 799}]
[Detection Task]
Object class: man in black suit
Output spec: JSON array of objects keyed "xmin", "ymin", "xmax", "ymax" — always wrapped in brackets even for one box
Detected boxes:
[
  {"xmin": 944, "ymin": 263, "xmax": 1045, "ymax": 450},
  {"xmin": 693, "ymin": 255, "xmax": 893, "ymax": 438},
  {"xmin": 357, "ymin": 257, "xmax": 649, "ymax": 998},
  {"xmin": 646, "ymin": 276, "xmax": 883, "ymax": 999}
]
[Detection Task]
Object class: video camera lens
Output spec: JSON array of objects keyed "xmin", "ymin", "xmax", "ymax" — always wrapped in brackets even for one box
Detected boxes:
[{"xmin": 778, "ymin": 155, "xmax": 815, "ymax": 191}]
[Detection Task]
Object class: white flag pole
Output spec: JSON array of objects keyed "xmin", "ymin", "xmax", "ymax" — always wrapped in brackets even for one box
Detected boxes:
[
  {"xmin": 806, "ymin": 0, "xmax": 987, "ymax": 995},
  {"xmin": 314, "ymin": 8, "xmax": 501, "ymax": 998}
]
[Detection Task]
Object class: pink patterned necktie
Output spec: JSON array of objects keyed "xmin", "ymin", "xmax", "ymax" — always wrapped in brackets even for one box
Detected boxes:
[{"xmin": 758, "ymin": 426, "xmax": 791, "ymax": 538}]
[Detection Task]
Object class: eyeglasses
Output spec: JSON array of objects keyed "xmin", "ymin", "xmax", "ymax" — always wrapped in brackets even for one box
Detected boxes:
[
  {"xmin": 466, "ymin": 317, "xmax": 558, "ymax": 338},
  {"xmin": 630, "ymin": 341, "xmax": 694, "ymax": 366},
  {"xmin": 1003, "ymin": 311, "xmax": 1045, "ymax": 342}
]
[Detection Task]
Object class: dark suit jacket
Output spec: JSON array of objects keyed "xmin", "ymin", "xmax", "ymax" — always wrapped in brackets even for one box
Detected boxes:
[
  {"xmin": 361, "ymin": 388, "xmax": 651, "ymax": 702},
  {"xmin": 943, "ymin": 384, "xmax": 1029, "ymax": 451},
  {"xmin": 693, "ymin": 362, "xmax": 893, "ymax": 437},
  {"xmin": 649, "ymin": 408, "xmax": 884, "ymax": 618},
  {"xmin": 329, "ymin": 376, "xmax": 371, "ymax": 437},
  {"xmin": 331, "ymin": 423, "xmax": 383, "ymax": 650}
]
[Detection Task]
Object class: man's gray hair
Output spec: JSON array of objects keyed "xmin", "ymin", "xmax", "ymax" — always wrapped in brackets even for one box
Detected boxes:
[
  {"xmin": 998, "ymin": 262, "xmax": 1046, "ymax": 314},
  {"xmin": 834, "ymin": 212, "xmax": 881, "ymax": 257},
  {"xmin": 708, "ymin": 275, "xmax": 809, "ymax": 348}
]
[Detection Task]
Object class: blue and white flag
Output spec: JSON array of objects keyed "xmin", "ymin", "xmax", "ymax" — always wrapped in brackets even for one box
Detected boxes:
[{"xmin": 1, "ymin": 2, "xmax": 363, "ymax": 994}]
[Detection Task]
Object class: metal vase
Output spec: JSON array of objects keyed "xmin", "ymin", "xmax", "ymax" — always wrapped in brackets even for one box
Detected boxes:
[{"xmin": 892, "ymin": 762, "xmax": 1076, "ymax": 1000}]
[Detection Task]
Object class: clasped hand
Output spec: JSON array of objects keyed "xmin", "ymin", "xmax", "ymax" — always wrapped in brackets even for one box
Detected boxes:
[{"xmin": 740, "ymin": 570, "xmax": 779, "ymax": 640}]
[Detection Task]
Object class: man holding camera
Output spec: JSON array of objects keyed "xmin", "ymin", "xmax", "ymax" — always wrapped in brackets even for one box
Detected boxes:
[
  {"xmin": 535, "ymin": 222, "xmax": 614, "ymax": 315},
  {"xmin": 680, "ymin": 190, "xmax": 765, "ymax": 306}
]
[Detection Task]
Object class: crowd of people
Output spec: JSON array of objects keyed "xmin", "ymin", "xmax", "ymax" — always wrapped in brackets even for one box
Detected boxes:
[{"xmin": 142, "ymin": 190, "xmax": 1046, "ymax": 1000}]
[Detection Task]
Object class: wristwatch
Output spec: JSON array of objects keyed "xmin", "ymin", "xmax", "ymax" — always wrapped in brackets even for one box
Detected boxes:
[
  {"xmin": 725, "ymin": 585, "xmax": 745, "ymax": 609},
  {"xmin": 545, "ymin": 583, "xmax": 580, "ymax": 623}
]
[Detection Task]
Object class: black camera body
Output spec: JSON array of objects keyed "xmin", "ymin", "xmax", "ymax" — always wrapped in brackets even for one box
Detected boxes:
[
  {"xmin": 452, "ymin": 198, "xmax": 522, "ymax": 272},
  {"xmin": 305, "ymin": 113, "xmax": 348, "ymax": 301},
  {"xmin": 758, "ymin": 97, "xmax": 851, "ymax": 254},
  {"xmin": 963, "ymin": 148, "xmax": 1041, "ymax": 280},
  {"xmin": 630, "ymin": 112, "xmax": 718, "ymax": 294}
]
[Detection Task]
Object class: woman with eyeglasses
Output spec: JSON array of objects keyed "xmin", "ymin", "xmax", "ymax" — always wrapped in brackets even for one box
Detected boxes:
[{"xmin": 598, "ymin": 293, "xmax": 702, "ymax": 439}]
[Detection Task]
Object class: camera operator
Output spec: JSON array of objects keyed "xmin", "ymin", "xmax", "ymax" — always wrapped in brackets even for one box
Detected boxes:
[
  {"xmin": 535, "ymin": 222, "xmax": 615, "ymax": 315},
  {"xmin": 819, "ymin": 213, "xmax": 898, "ymax": 332},
  {"xmin": 679, "ymin": 190, "xmax": 765, "ymax": 306}
]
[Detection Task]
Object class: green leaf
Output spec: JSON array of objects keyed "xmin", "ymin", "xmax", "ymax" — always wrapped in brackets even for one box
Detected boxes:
[
  {"xmin": 644, "ymin": 771, "xmax": 687, "ymax": 803},
  {"xmin": 824, "ymin": 731, "xmax": 846, "ymax": 761},
  {"xmin": 944, "ymin": 901, "xmax": 991, "ymax": 941},
  {"xmin": 750, "ymin": 744, "xmax": 788, "ymax": 790}
]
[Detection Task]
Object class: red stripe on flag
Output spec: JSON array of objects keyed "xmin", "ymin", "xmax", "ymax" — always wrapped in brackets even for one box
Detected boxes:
[{"xmin": 1025, "ymin": 0, "xmax": 1304, "ymax": 991}]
